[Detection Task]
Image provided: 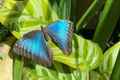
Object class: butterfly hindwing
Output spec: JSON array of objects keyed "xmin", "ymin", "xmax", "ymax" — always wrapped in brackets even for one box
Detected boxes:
[
  {"xmin": 46, "ymin": 20, "xmax": 73, "ymax": 55},
  {"xmin": 13, "ymin": 30, "xmax": 52, "ymax": 66}
]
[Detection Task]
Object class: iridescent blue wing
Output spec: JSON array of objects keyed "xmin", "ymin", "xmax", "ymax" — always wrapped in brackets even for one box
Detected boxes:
[
  {"xmin": 13, "ymin": 30, "xmax": 52, "ymax": 66},
  {"xmin": 46, "ymin": 20, "xmax": 73, "ymax": 55}
]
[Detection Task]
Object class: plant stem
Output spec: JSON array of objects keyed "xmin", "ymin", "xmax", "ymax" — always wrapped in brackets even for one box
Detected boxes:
[
  {"xmin": 76, "ymin": 0, "xmax": 103, "ymax": 33},
  {"xmin": 13, "ymin": 56, "xmax": 24, "ymax": 80}
]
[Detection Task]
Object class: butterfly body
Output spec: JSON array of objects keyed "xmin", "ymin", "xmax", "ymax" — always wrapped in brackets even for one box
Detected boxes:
[{"xmin": 13, "ymin": 20, "xmax": 73, "ymax": 66}]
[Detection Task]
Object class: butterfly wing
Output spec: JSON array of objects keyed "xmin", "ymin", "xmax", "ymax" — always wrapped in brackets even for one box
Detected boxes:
[
  {"xmin": 13, "ymin": 30, "xmax": 52, "ymax": 66},
  {"xmin": 46, "ymin": 20, "xmax": 73, "ymax": 55}
]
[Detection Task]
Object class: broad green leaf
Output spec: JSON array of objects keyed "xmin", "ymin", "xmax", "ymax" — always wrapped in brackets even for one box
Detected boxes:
[
  {"xmin": 35, "ymin": 64, "xmax": 90, "ymax": 80},
  {"xmin": 0, "ymin": 0, "xmax": 59, "ymax": 37},
  {"xmin": 99, "ymin": 42, "xmax": 120, "ymax": 78},
  {"xmin": 89, "ymin": 71, "xmax": 106, "ymax": 80},
  {"xmin": 0, "ymin": 0, "xmax": 15, "ymax": 23},
  {"xmin": 23, "ymin": 64, "xmax": 108, "ymax": 80},
  {"xmin": 23, "ymin": 62, "xmax": 90, "ymax": 80},
  {"xmin": 49, "ymin": 34, "xmax": 104, "ymax": 71},
  {"xmin": 22, "ymin": 67, "xmax": 39, "ymax": 80}
]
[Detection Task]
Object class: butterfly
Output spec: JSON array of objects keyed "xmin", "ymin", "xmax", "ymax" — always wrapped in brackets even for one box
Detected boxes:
[{"xmin": 13, "ymin": 20, "xmax": 73, "ymax": 67}]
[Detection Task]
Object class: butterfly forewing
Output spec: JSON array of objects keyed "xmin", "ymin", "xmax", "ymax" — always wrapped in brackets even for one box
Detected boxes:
[
  {"xmin": 46, "ymin": 20, "xmax": 73, "ymax": 55},
  {"xmin": 13, "ymin": 31, "xmax": 52, "ymax": 67}
]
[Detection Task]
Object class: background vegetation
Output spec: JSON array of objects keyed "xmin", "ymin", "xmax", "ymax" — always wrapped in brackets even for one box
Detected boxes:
[{"xmin": 0, "ymin": 0, "xmax": 120, "ymax": 80}]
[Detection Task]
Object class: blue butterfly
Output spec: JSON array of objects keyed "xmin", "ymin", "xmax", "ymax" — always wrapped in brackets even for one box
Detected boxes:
[{"xmin": 13, "ymin": 20, "xmax": 73, "ymax": 66}]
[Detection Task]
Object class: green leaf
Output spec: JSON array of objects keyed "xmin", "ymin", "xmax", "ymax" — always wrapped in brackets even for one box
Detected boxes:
[
  {"xmin": 2, "ymin": 0, "xmax": 29, "ymax": 31},
  {"xmin": 93, "ymin": 0, "xmax": 120, "ymax": 49},
  {"xmin": 89, "ymin": 71, "xmax": 106, "ymax": 80},
  {"xmin": 99, "ymin": 42, "xmax": 120, "ymax": 78},
  {"xmin": 50, "ymin": 34, "xmax": 104, "ymax": 71},
  {"xmin": 13, "ymin": 56, "xmax": 24, "ymax": 80},
  {"xmin": 22, "ymin": 67, "xmax": 39, "ymax": 80},
  {"xmin": 0, "ymin": 0, "xmax": 59, "ymax": 36},
  {"xmin": 110, "ymin": 50, "xmax": 120, "ymax": 80},
  {"xmin": 58, "ymin": 0, "xmax": 71, "ymax": 19},
  {"xmin": 0, "ymin": 0, "xmax": 72, "ymax": 38},
  {"xmin": 76, "ymin": 0, "xmax": 103, "ymax": 32},
  {"xmin": 23, "ymin": 62, "xmax": 89, "ymax": 80},
  {"xmin": 23, "ymin": 63, "xmax": 108, "ymax": 80}
]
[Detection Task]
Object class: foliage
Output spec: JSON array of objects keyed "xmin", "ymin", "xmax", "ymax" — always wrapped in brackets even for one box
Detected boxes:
[
  {"xmin": 99, "ymin": 42, "xmax": 120, "ymax": 79},
  {"xmin": 110, "ymin": 49, "xmax": 120, "ymax": 80},
  {"xmin": 93, "ymin": 0, "xmax": 120, "ymax": 49},
  {"xmin": 0, "ymin": 0, "xmax": 120, "ymax": 80},
  {"xmin": 76, "ymin": 0, "xmax": 103, "ymax": 33}
]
